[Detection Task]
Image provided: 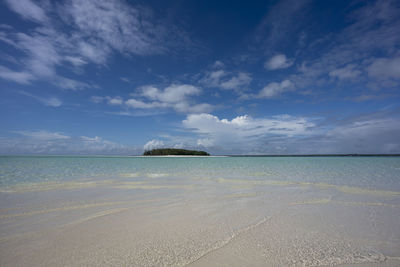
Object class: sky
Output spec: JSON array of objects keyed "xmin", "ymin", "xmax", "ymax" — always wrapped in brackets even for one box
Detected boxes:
[{"xmin": 0, "ymin": 0, "xmax": 399, "ymax": 155}]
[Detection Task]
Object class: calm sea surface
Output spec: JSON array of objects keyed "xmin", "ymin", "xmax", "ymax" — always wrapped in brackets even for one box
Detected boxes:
[{"xmin": 1, "ymin": 156, "xmax": 399, "ymax": 191}]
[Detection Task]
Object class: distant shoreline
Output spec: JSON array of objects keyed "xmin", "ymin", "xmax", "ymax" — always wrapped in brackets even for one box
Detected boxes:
[
  {"xmin": 227, "ymin": 154, "xmax": 400, "ymax": 157},
  {"xmin": 138, "ymin": 155, "xmax": 227, "ymax": 157},
  {"xmin": 0, "ymin": 154, "xmax": 399, "ymax": 157}
]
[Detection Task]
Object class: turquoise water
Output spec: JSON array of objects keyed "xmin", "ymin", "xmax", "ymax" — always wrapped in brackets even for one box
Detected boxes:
[{"xmin": 1, "ymin": 156, "xmax": 399, "ymax": 191}]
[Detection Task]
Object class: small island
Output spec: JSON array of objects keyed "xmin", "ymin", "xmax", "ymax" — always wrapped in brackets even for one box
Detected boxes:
[{"xmin": 143, "ymin": 148, "xmax": 210, "ymax": 156}]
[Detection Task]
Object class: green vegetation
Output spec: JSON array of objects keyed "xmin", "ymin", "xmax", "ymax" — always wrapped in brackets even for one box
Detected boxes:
[{"xmin": 143, "ymin": 148, "xmax": 210, "ymax": 156}]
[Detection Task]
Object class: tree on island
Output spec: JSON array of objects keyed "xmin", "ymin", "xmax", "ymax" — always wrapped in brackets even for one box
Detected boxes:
[{"xmin": 143, "ymin": 148, "xmax": 210, "ymax": 156}]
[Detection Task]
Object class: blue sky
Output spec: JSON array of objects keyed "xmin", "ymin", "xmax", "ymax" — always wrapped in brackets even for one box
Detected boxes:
[{"xmin": 0, "ymin": 0, "xmax": 399, "ymax": 155}]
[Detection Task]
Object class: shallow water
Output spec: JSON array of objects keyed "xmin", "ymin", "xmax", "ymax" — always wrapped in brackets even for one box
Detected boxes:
[
  {"xmin": 0, "ymin": 156, "xmax": 399, "ymax": 266},
  {"xmin": 1, "ymin": 156, "xmax": 400, "ymax": 189}
]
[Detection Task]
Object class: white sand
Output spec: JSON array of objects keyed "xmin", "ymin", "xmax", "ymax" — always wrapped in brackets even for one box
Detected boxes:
[{"xmin": 0, "ymin": 178, "xmax": 399, "ymax": 266}]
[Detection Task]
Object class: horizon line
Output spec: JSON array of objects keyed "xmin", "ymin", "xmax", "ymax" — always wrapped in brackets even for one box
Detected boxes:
[{"xmin": 1, "ymin": 153, "xmax": 400, "ymax": 157}]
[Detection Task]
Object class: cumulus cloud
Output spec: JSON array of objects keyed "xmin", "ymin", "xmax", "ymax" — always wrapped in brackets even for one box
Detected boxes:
[
  {"xmin": 94, "ymin": 84, "xmax": 213, "ymax": 114},
  {"xmin": 143, "ymin": 139, "xmax": 165, "ymax": 151},
  {"xmin": 179, "ymin": 111, "xmax": 400, "ymax": 155},
  {"xmin": 258, "ymin": 80, "xmax": 294, "ymax": 98},
  {"xmin": 139, "ymin": 84, "xmax": 201, "ymax": 103},
  {"xmin": 219, "ymin": 72, "xmax": 252, "ymax": 90},
  {"xmin": 264, "ymin": 54, "xmax": 294, "ymax": 70},
  {"xmin": 3, "ymin": 112, "xmax": 399, "ymax": 155},
  {"xmin": 182, "ymin": 113, "xmax": 315, "ymax": 153},
  {"xmin": 184, "ymin": 113, "xmax": 313, "ymax": 137},
  {"xmin": 128, "ymin": 84, "xmax": 212, "ymax": 113},
  {"xmin": 200, "ymin": 70, "xmax": 227, "ymax": 87}
]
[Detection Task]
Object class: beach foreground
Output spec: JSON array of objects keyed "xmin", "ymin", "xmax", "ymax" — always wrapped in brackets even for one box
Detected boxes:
[{"xmin": 0, "ymin": 156, "xmax": 399, "ymax": 266}]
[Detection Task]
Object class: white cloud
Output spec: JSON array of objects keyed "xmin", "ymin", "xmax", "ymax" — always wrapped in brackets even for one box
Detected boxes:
[
  {"xmin": 183, "ymin": 113, "xmax": 313, "ymax": 137},
  {"xmin": 108, "ymin": 97, "xmax": 123, "ymax": 105},
  {"xmin": 200, "ymin": 70, "xmax": 227, "ymax": 87},
  {"xmin": 0, "ymin": 131, "xmax": 140, "ymax": 155},
  {"xmin": 322, "ymin": 117, "xmax": 400, "ymax": 154},
  {"xmin": 143, "ymin": 139, "xmax": 165, "ymax": 151},
  {"xmin": 265, "ymin": 54, "xmax": 294, "ymax": 70},
  {"xmin": 0, "ymin": 66, "xmax": 34, "ymax": 84},
  {"xmin": 3, "ymin": 113, "xmax": 399, "ymax": 155},
  {"xmin": 200, "ymin": 62, "xmax": 252, "ymax": 93},
  {"xmin": 64, "ymin": 56, "xmax": 87, "ymax": 67},
  {"xmin": 90, "ymin": 95, "xmax": 126, "ymax": 106},
  {"xmin": 196, "ymin": 138, "xmax": 214, "ymax": 147},
  {"xmin": 178, "ymin": 111, "xmax": 400, "ymax": 154},
  {"xmin": 290, "ymin": 0, "xmax": 400, "ymax": 93},
  {"xmin": 16, "ymin": 130, "xmax": 70, "ymax": 141},
  {"xmin": 54, "ymin": 76, "xmax": 91, "ymax": 90},
  {"xmin": 125, "ymin": 99, "xmax": 159, "ymax": 109},
  {"xmin": 125, "ymin": 84, "xmax": 212, "ymax": 113},
  {"xmin": 42, "ymin": 97, "xmax": 62, "ymax": 107},
  {"xmin": 76, "ymin": 40, "xmax": 110, "ymax": 65},
  {"xmin": 93, "ymin": 83, "xmax": 212, "ymax": 114},
  {"xmin": 16, "ymin": 32, "xmax": 60, "ymax": 77},
  {"xmin": 18, "ymin": 90, "xmax": 63, "ymax": 107},
  {"xmin": 182, "ymin": 113, "xmax": 315, "ymax": 153},
  {"xmin": 258, "ymin": 80, "xmax": 294, "ymax": 98},
  {"xmin": 1, "ymin": 0, "xmax": 196, "ymax": 89},
  {"xmin": 80, "ymin": 136, "xmax": 102, "ymax": 142},
  {"xmin": 0, "ymin": 30, "xmax": 91, "ymax": 89},
  {"xmin": 212, "ymin": 60, "xmax": 224, "ymax": 68},
  {"xmin": 90, "ymin": 96, "xmax": 105, "ymax": 103},
  {"xmin": 329, "ymin": 64, "xmax": 361, "ymax": 80},
  {"xmin": 139, "ymin": 85, "xmax": 160, "ymax": 100},
  {"xmin": 64, "ymin": 0, "xmax": 166, "ymax": 56},
  {"xmin": 220, "ymin": 72, "xmax": 252, "ymax": 90},
  {"xmin": 0, "ymin": 31, "xmax": 17, "ymax": 47},
  {"xmin": 141, "ymin": 84, "xmax": 201, "ymax": 103},
  {"xmin": 367, "ymin": 57, "xmax": 400, "ymax": 80},
  {"xmin": 4, "ymin": 0, "xmax": 47, "ymax": 23}
]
